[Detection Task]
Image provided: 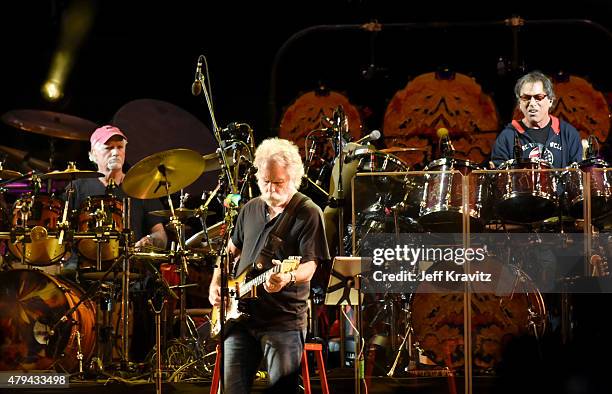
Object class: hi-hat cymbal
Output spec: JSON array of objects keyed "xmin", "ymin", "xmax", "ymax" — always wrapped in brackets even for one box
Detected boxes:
[
  {"xmin": 2, "ymin": 109, "xmax": 97, "ymax": 141},
  {"xmin": 149, "ymin": 207, "xmax": 215, "ymax": 219},
  {"xmin": 380, "ymin": 146, "xmax": 428, "ymax": 154},
  {"xmin": 122, "ymin": 149, "xmax": 206, "ymax": 199}
]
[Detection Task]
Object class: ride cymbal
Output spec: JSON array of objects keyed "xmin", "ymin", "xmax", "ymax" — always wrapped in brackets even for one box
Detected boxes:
[
  {"xmin": 2, "ymin": 109, "xmax": 97, "ymax": 141},
  {"xmin": 122, "ymin": 148, "xmax": 205, "ymax": 199}
]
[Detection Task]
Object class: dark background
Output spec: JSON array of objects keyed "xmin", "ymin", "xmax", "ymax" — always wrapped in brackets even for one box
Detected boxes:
[{"xmin": 0, "ymin": 0, "xmax": 611, "ymax": 179}]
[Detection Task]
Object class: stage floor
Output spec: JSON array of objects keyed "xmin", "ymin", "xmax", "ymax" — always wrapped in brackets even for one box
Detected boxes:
[{"xmin": 2, "ymin": 369, "xmax": 611, "ymax": 394}]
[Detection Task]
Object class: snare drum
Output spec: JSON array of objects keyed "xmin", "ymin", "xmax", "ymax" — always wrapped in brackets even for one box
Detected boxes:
[
  {"xmin": 563, "ymin": 158, "xmax": 612, "ymax": 219},
  {"xmin": 495, "ymin": 158, "xmax": 558, "ymax": 223},
  {"xmin": 419, "ymin": 158, "xmax": 487, "ymax": 232},
  {"xmin": 9, "ymin": 193, "xmax": 66, "ymax": 266},
  {"xmin": 77, "ymin": 195, "xmax": 124, "ymax": 264},
  {"xmin": 0, "ymin": 269, "xmax": 96, "ymax": 372},
  {"xmin": 410, "ymin": 258, "xmax": 546, "ymax": 371}
]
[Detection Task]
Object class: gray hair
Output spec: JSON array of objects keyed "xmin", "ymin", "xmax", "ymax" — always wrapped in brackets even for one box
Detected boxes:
[
  {"xmin": 88, "ymin": 138, "xmax": 127, "ymax": 165},
  {"xmin": 514, "ymin": 70, "xmax": 556, "ymax": 101},
  {"xmin": 253, "ymin": 138, "xmax": 304, "ymax": 190}
]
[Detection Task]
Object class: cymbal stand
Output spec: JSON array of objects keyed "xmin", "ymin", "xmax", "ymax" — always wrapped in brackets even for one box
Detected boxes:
[
  {"xmin": 120, "ymin": 197, "xmax": 133, "ymax": 369},
  {"xmin": 156, "ymin": 165, "xmax": 190, "ymax": 338},
  {"xmin": 148, "ymin": 299, "xmax": 166, "ymax": 394},
  {"xmin": 197, "ymin": 182, "xmax": 221, "ymax": 253},
  {"xmin": 57, "ymin": 171, "xmax": 79, "ymax": 246}
]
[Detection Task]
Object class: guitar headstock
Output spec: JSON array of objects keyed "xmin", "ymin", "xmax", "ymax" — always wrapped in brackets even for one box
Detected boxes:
[{"xmin": 279, "ymin": 258, "xmax": 300, "ymax": 273}]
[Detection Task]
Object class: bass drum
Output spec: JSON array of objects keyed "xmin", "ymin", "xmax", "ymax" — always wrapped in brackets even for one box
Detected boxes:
[
  {"xmin": 0, "ymin": 269, "xmax": 96, "ymax": 372},
  {"xmin": 409, "ymin": 258, "xmax": 546, "ymax": 372}
]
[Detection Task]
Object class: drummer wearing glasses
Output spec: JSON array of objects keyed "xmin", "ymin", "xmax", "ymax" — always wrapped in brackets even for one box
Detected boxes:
[{"xmin": 491, "ymin": 71, "xmax": 582, "ymax": 168}]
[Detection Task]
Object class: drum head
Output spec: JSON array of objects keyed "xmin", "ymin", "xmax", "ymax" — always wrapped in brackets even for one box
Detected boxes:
[
  {"xmin": 410, "ymin": 258, "xmax": 546, "ymax": 372},
  {"xmin": 0, "ymin": 270, "xmax": 95, "ymax": 371}
]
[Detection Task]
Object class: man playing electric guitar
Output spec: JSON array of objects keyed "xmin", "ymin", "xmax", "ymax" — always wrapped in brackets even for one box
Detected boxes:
[{"xmin": 208, "ymin": 138, "xmax": 330, "ymax": 394}]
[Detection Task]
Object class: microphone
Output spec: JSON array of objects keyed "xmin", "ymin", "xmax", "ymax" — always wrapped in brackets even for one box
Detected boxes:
[
  {"xmin": 354, "ymin": 129, "xmax": 381, "ymax": 144},
  {"xmin": 191, "ymin": 55, "xmax": 203, "ymax": 96},
  {"xmin": 513, "ymin": 133, "xmax": 522, "ymax": 161},
  {"xmin": 333, "ymin": 106, "xmax": 345, "ymax": 127},
  {"xmin": 436, "ymin": 127, "xmax": 451, "ymax": 158},
  {"xmin": 586, "ymin": 135, "xmax": 596, "ymax": 159}
]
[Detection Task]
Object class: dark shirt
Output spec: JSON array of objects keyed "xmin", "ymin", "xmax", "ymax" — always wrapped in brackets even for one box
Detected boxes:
[
  {"xmin": 524, "ymin": 121, "xmax": 550, "ymax": 146},
  {"xmin": 231, "ymin": 193, "xmax": 330, "ymax": 331},
  {"xmin": 491, "ymin": 115, "xmax": 582, "ymax": 168}
]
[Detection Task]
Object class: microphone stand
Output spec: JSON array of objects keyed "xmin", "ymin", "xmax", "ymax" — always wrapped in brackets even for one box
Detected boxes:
[
  {"xmin": 194, "ymin": 64, "xmax": 237, "ymax": 194},
  {"xmin": 332, "ymin": 107, "xmax": 350, "ymax": 371}
]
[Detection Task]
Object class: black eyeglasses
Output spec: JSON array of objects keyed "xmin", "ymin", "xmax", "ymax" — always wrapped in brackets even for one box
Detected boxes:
[{"xmin": 519, "ymin": 93, "xmax": 548, "ymax": 102}]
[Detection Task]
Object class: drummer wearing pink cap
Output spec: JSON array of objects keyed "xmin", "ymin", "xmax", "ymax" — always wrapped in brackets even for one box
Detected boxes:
[
  {"xmin": 61, "ymin": 124, "xmax": 168, "ymax": 362},
  {"xmin": 80, "ymin": 125, "xmax": 168, "ymax": 250}
]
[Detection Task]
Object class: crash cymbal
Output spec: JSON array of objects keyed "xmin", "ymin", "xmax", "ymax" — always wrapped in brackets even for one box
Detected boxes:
[
  {"xmin": 122, "ymin": 148, "xmax": 206, "ymax": 199},
  {"xmin": 380, "ymin": 146, "xmax": 428, "ymax": 154},
  {"xmin": 2, "ymin": 109, "xmax": 97, "ymax": 141},
  {"xmin": 40, "ymin": 163, "xmax": 103, "ymax": 181},
  {"xmin": 149, "ymin": 207, "xmax": 215, "ymax": 219}
]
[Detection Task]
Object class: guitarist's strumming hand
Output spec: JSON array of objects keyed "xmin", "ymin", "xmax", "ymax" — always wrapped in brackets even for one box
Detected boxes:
[{"xmin": 264, "ymin": 259, "xmax": 293, "ymax": 293}]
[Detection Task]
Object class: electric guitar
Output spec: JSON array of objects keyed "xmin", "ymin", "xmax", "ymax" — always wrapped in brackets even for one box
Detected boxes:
[{"xmin": 210, "ymin": 259, "xmax": 300, "ymax": 338}]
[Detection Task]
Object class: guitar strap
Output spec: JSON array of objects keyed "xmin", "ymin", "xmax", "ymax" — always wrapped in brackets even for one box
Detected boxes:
[{"xmin": 254, "ymin": 192, "xmax": 309, "ymax": 270}]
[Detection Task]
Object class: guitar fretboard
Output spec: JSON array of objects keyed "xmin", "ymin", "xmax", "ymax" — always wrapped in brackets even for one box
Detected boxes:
[{"xmin": 239, "ymin": 264, "xmax": 282, "ymax": 298}]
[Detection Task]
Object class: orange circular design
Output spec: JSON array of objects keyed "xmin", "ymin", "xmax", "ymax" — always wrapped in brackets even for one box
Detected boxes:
[
  {"xmin": 279, "ymin": 90, "xmax": 362, "ymax": 158},
  {"xmin": 553, "ymin": 75, "xmax": 610, "ymax": 143},
  {"xmin": 383, "ymin": 72, "xmax": 499, "ymax": 146},
  {"xmin": 511, "ymin": 75, "xmax": 610, "ymax": 143}
]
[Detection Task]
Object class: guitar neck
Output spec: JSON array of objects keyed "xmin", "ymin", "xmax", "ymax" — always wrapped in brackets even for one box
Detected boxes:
[{"xmin": 239, "ymin": 264, "xmax": 282, "ymax": 298}]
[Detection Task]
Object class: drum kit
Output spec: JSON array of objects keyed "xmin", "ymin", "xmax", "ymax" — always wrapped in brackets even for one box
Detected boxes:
[
  {"xmin": 0, "ymin": 110, "xmax": 254, "ymax": 377},
  {"xmin": 304, "ymin": 127, "xmax": 612, "ymax": 374}
]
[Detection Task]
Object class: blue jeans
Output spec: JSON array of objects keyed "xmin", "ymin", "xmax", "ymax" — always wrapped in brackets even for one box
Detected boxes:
[{"xmin": 223, "ymin": 323, "xmax": 306, "ymax": 394}]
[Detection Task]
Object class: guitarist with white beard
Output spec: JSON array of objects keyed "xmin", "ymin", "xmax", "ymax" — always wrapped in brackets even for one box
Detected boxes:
[{"xmin": 208, "ymin": 137, "xmax": 330, "ymax": 394}]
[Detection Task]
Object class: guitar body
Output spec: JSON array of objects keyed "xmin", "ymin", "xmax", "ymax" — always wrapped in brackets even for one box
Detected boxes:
[{"xmin": 210, "ymin": 259, "xmax": 299, "ymax": 338}]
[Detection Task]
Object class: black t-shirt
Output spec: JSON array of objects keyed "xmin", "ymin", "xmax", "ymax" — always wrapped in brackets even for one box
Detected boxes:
[
  {"xmin": 69, "ymin": 178, "xmax": 165, "ymax": 241},
  {"xmin": 231, "ymin": 192, "xmax": 330, "ymax": 331},
  {"xmin": 523, "ymin": 120, "xmax": 551, "ymax": 148}
]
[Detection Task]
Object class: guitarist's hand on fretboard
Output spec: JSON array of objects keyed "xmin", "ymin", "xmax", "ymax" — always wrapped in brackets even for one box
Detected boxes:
[{"xmin": 264, "ymin": 259, "xmax": 293, "ymax": 293}]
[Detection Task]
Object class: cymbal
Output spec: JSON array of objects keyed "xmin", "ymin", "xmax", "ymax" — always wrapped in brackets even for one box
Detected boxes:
[
  {"xmin": 0, "ymin": 168, "xmax": 22, "ymax": 179},
  {"xmin": 2, "ymin": 109, "xmax": 97, "ymax": 141},
  {"xmin": 202, "ymin": 150, "xmax": 237, "ymax": 172},
  {"xmin": 122, "ymin": 149, "xmax": 206, "ymax": 199},
  {"xmin": 149, "ymin": 207, "xmax": 215, "ymax": 219},
  {"xmin": 40, "ymin": 164, "xmax": 103, "ymax": 181},
  {"xmin": 380, "ymin": 146, "xmax": 428, "ymax": 154}
]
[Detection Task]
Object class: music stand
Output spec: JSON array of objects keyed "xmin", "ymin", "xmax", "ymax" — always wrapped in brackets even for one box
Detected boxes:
[{"xmin": 325, "ymin": 256, "xmax": 366, "ymax": 394}]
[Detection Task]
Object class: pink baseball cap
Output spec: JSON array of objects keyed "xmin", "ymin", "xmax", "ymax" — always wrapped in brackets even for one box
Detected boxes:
[{"xmin": 90, "ymin": 125, "xmax": 128, "ymax": 146}]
